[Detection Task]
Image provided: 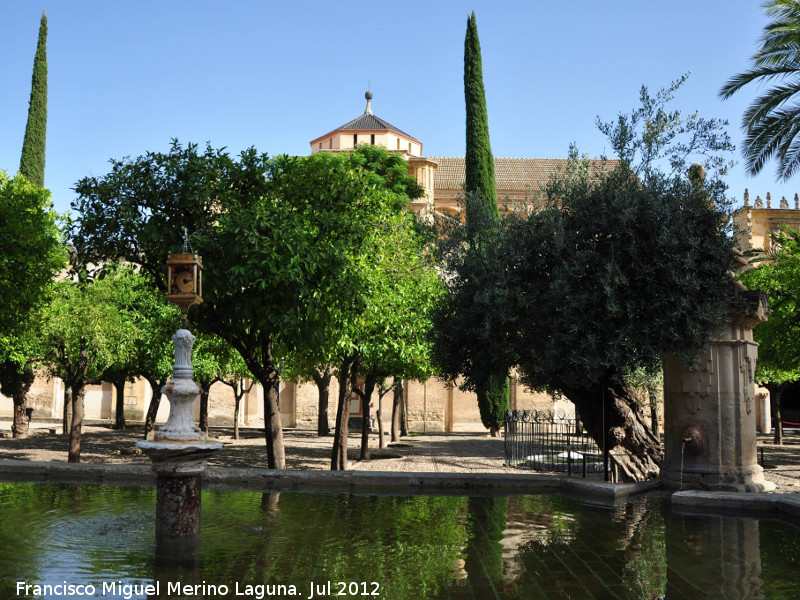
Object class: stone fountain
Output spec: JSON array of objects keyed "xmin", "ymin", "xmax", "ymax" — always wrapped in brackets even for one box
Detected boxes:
[
  {"xmin": 137, "ymin": 248, "xmax": 221, "ymax": 536},
  {"xmin": 662, "ymin": 285, "xmax": 775, "ymax": 492}
]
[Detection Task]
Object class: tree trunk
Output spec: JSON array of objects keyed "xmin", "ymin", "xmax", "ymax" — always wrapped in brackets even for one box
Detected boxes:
[
  {"xmin": 561, "ymin": 376, "xmax": 662, "ymax": 483},
  {"xmin": 199, "ymin": 383, "xmax": 210, "ymax": 435},
  {"xmin": 143, "ymin": 378, "xmax": 164, "ymax": 440},
  {"xmin": 391, "ymin": 379, "xmax": 404, "ymax": 443},
  {"xmin": 400, "ymin": 380, "xmax": 408, "ymax": 437},
  {"xmin": 62, "ymin": 386, "xmax": 72, "ymax": 435},
  {"xmin": 262, "ymin": 376, "xmax": 285, "ymax": 469},
  {"xmin": 312, "ymin": 367, "xmax": 332, "ymax": 436},
  {"xmin": 358, "ymin": 374, "xmax": 376, "ymax": 461},
  {"xmin": 235, "ymin": 339, "xmax": 285, "ymax": 469},
  {"xmin": 331, "ymin": 355, "xmax": 356, "ymax": 470},
  {"xmin": 68, "ymin": 381, "xmax": 86, "ymax": 463},
  {"xmin": 113, "ymin": 377, "xmax": 126, "ymax": 430},
  {"xmin": 233, "ymin": 388, "xmax": 242, "ymax": 441},
  {"xmin": 1, "ymin": 361, "xmax": 35, "ymax": 439},
  {"xmin": 648, "ymin": 386, "xmax": 659, "ymax": 438},
  {"xmin": 770, "ymin": 384, "xmax": 785, "ymax": 446},
  {"xmin": 376, "ymin": 385, "xmax": 389, "ymax": 450}
]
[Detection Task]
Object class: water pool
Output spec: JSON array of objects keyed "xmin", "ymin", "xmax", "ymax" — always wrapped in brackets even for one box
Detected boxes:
[{"xmin": 1, "ymin": 482, "xmax": 798, "ymax": 599}]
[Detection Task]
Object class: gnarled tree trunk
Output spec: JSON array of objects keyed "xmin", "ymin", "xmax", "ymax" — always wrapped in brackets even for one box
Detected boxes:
[
  {"xmin": 561, "ymin": 375, "xmax": 662, "ymax": 482},
  {"xmin": 0, "ymin": 361, "xmax": 35, "ymax": 439}
]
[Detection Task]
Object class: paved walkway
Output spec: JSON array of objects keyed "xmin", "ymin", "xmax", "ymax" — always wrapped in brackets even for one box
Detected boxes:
[{"xmin": 1, "ymin": 423, "xmax": 799, "ymax": 492}]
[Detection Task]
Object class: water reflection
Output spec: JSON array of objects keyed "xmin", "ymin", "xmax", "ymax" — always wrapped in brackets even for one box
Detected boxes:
[
  {"xmin": 0, "ymin": 483, "xmax": 798, "ymax": 599},
  {"xmin": 666, "ymin": 514, "xmax": 762, "ymax": 599}
]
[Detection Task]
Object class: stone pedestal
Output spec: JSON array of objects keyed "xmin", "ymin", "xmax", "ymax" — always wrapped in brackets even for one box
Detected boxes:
[
  {"xmin": 662, "ymin": 288, "xmax": 775, "ymax": 492},
  {"xmin": 137, "ymin": 440, "xmax": 222, "ymax": 536},
  {"xmin": 137, "ymin": 328, "xmax": 222, "ymax": 536}
]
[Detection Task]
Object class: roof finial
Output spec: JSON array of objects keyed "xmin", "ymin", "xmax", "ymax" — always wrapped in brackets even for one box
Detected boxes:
[{"xmin": 365, "ymin": 89, "xmax": 373, "ymax": 115}]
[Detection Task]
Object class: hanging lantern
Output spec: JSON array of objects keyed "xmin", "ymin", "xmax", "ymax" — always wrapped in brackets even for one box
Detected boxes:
[{"xmin": 166, "ymin": 252, "xmax": 203, "ymax": 317}]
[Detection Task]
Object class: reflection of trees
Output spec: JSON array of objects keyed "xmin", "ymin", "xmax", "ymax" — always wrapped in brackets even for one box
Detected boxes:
[
  {"xmin": 501, "ymin": 495, "xmax": 666, "ymax": 600},
  {"xmin": 192, "ymin": 490, "xmax": 468, "ymax": 600},
  {"xmin": 0, "ymin": 482, "xmax": 47, "ymax": 598},
  {"xmin": 618, "ymin": 499, "xmax": 666, "ymax": 600},
  {"xmin": 459, "ymin": 496, "xmax": 511, "ymax": 598},
  {"xmin": 7, "ymin": 484, "xmax": 798, "ymax": 599},
  {"xmin": 759, "ymin": 519, "xmax": 800, "ymax": 599}
]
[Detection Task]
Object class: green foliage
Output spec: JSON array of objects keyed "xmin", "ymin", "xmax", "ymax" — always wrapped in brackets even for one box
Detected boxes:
[
  {"xmin": 192, "ymin": 333, "xmax": 243, "ymax": 385},
  {"xmin": 505, "ymin": 162, "xmax": 735, "ymax": 392},
  {"xmin": 738, "ymin": 227, "xmax": 800, "ymax": 385},
  {"xmin": 73, "ymin": 142, "xmax": 428, "ymax": 463},
  {"xmin": 476, "ymin": 373, "xmax": 509, "ymax": 432},
  {"xmin": 19, "ymin": 11, "xmax": 48, "ymax": 187},
  {"xmin": 0, "ymin": 171, "xmax": 65, "ymax": 340},
  {"xmin": 456, "ymin": 11, "xmax": 507, "ymax": 429},
  {"xmin": 72, "ymin": 141, "xmax": 233, "ymax": 288},
  {"xmin": 95, "ymin": 263, "xmax": 177, "ymax": 386},
  {"xmin": 269, "ymin": 145, "xmax": 435, "ymax": 388},
  {"xmin": 464, "ymin": 11, "xmax": 497, "ymax": 220},
  {"xmin": 601, "ymin": 73, "xmax": 734, "ymax": 187},
  {"xmin": 720, "ymin": 0, "xmax": 800, "ymax": 179},
  {"xmin": 432, "ymin": 191, "xmax": 513, "ymax": 430},
  {"xmin": 351, "ymin": 210, "xmax": 442, "ymax": 383},
  {"xmin": 39, "ymin": 275, "xmax": 138, "ymax": 386}
]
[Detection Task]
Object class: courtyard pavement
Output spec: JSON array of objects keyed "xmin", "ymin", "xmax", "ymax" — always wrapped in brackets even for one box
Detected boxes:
[{"xmin": 1, "ymin": 423, "xmax": 799, "ymax": 494}]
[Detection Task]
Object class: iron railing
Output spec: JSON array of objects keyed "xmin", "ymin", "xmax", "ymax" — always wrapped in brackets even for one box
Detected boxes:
[{"xmin": 504, "ymin": 409, "xmax": 604, "ymax": 477}]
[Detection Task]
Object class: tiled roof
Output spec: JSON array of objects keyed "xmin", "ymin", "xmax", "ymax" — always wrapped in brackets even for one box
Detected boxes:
[
  {"xmin": 430, "ymin": 157, "xmax": 615, "ymax": 193},
  {"xmin": 318, "ymin": 113, "xmax": 420, "ymax": 142}
]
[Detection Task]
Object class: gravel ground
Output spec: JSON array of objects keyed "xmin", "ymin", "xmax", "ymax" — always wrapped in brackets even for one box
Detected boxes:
[{"xmin": 1, "ymin": 423, "xmax": 799, "ymax": 492}]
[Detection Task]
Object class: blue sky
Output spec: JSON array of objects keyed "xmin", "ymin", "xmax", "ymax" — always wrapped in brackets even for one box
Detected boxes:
[{"xmin": 0, "ymin": 1, "xmax": 785, "ymax": 215}]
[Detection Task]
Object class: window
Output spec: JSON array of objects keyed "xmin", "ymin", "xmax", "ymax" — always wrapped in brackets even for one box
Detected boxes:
[
  {"xmin": 370, "ymin": 134, "xmax": 375, "ymax": 145},
  {"xmin": 354, "ymin": 134, "xmax": 358, "ymax": 146}
]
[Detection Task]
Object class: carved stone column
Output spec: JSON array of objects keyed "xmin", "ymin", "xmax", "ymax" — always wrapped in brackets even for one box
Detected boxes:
[{"xmin": 662, "ymin": 288, "xmax": 775, "ymax": 491}]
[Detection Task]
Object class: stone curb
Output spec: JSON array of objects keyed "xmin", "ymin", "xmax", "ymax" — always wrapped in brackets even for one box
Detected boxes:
[
  {"xmin": 670, "ymin": 490, "xmax": 800, "ymax": 519},
  {"xmin": 0, "ymin": 459, "xmax": 658, "ymax": 500}
]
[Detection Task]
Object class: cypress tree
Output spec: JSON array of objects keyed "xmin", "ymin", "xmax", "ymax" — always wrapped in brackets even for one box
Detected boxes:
[
  {"xmin": 19, "ymin": 11, "xmax": 48, "ymax": 187},
  {"xmin": 463, "ymin": 11, "xmax": 508, "ymax": 435},
  {"xmin": 464, "ymin": 11, "xmax": 499, "ymax": 231}
]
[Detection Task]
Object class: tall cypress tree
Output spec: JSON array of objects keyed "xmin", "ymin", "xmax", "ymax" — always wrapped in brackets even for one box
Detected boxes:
[
  {"xmin": 464, "ymin": 11, "xmax": 499, "ymax": 231},
  {"xmin": 19, "ymin": 10, "xmax": 48, "ymax": 187},
  {"xmin": 463, "ymin": 11, "xmax": 508, "ymax": 435}
]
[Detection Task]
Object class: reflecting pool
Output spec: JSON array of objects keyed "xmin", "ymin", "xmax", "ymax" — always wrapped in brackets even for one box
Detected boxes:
[{"xmin": 1, "ymin": 482, "xmax": 799, "ymax": 599}]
